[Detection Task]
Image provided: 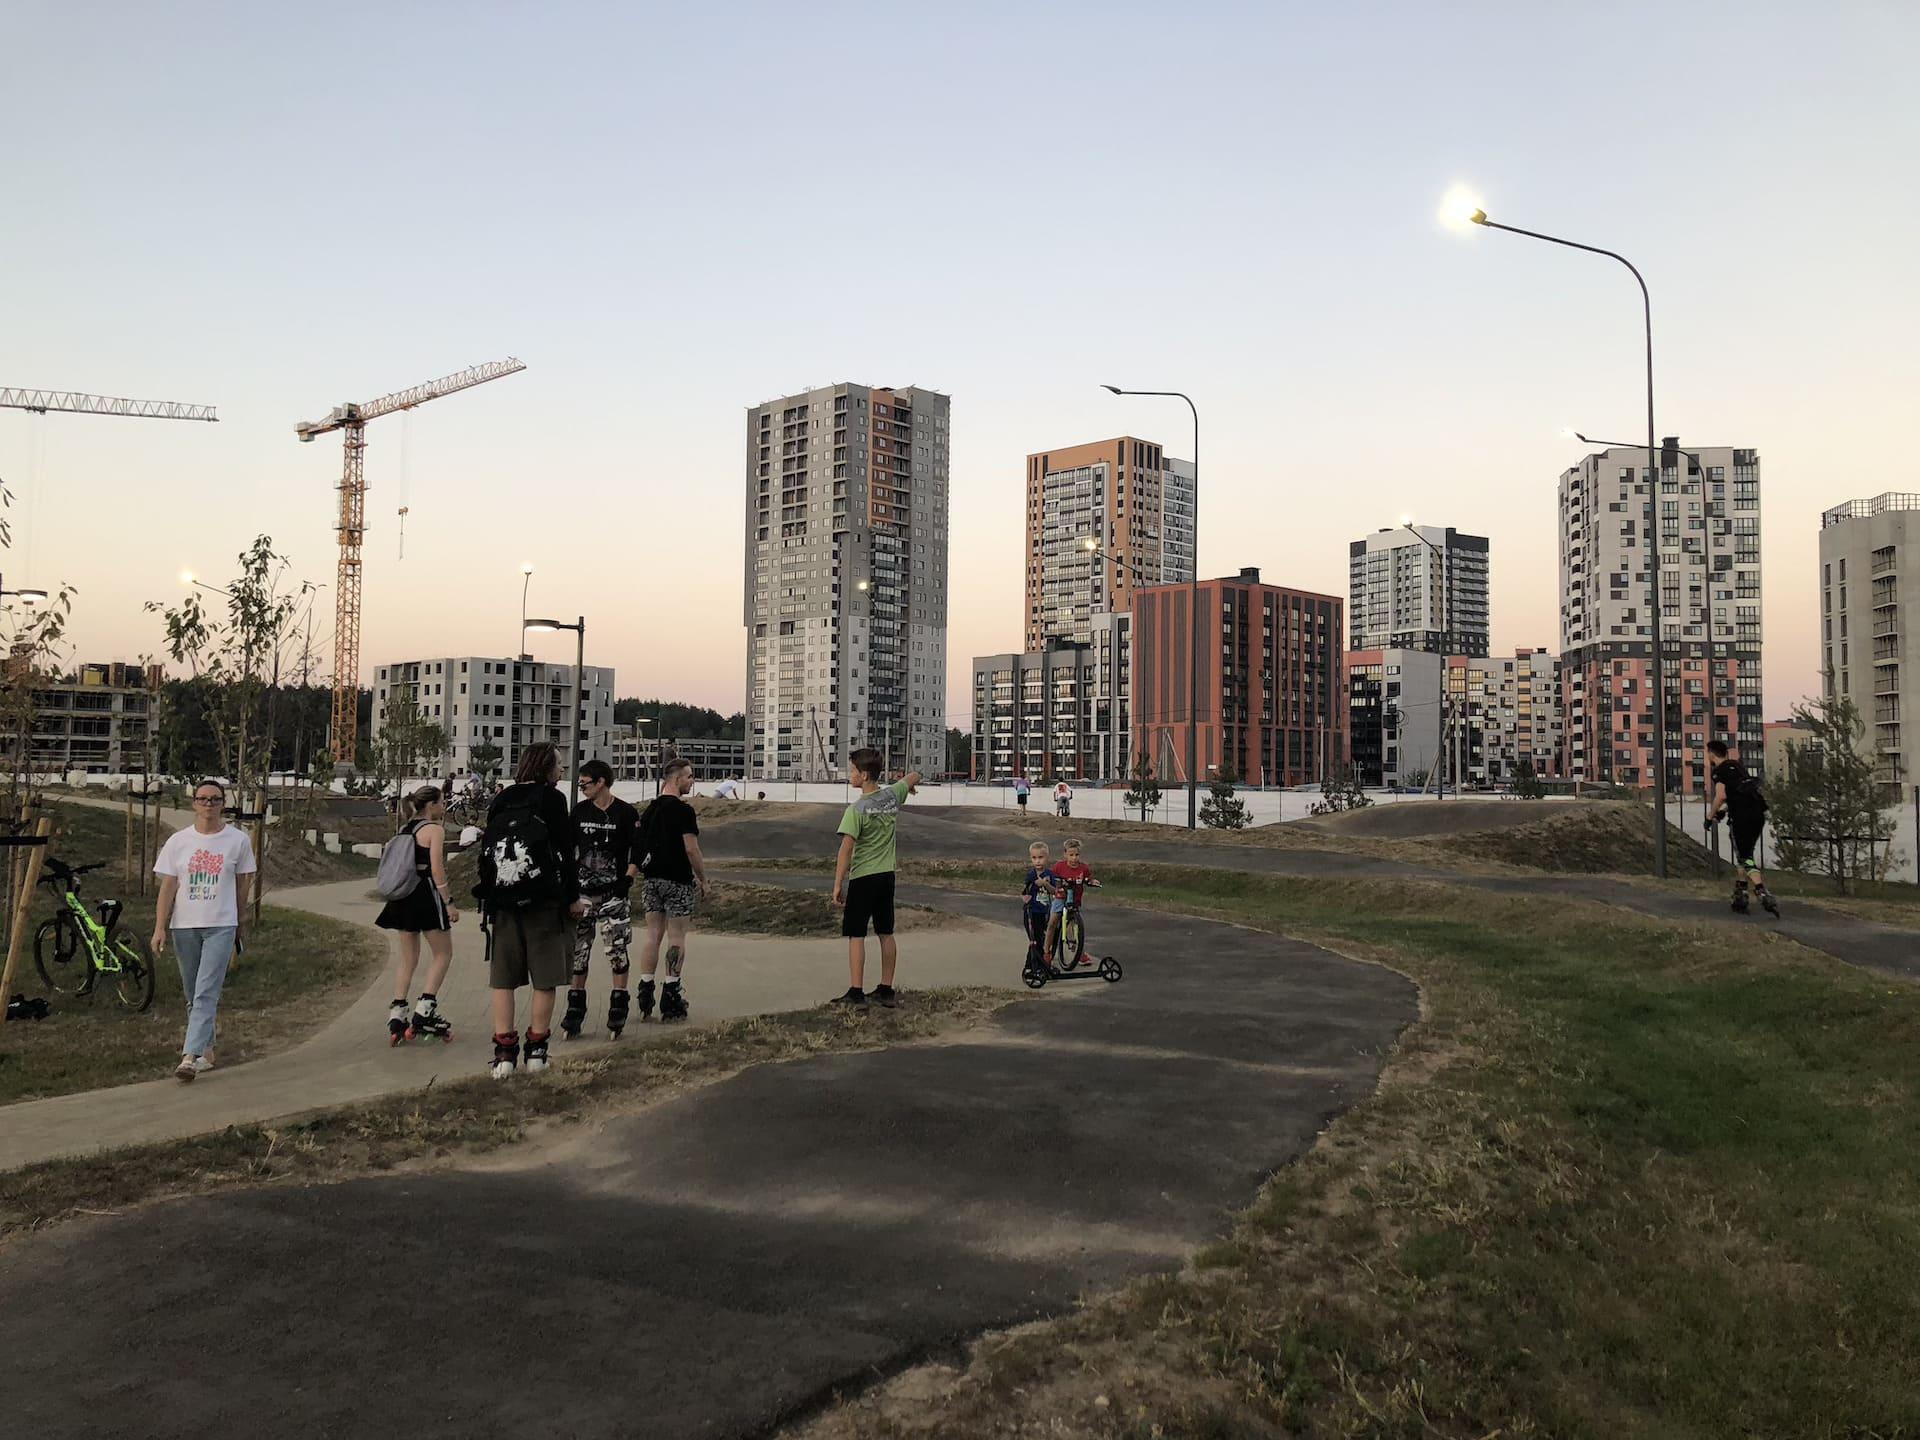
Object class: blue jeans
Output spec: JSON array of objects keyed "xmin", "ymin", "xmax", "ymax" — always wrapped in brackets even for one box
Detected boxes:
[{"xmin": 174, "ymin": 926, "xmax": 237, "ymax": 1057}]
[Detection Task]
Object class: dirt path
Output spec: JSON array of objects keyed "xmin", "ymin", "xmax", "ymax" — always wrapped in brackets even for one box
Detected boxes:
[{"xmin": 0, "ymin": 878, "xmax": 1009, "ymax": 1172}]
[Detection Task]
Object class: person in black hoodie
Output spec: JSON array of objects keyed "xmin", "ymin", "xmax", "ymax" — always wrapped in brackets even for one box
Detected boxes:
[{"xmin": 482, "ymin": 742, "xmax": 585, "ymax": 1078}]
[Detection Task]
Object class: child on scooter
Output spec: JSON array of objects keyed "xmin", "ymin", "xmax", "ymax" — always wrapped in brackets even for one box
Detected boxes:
[
  {"xmin": 1044, "ymin": 838, "xmax": 1099, "ymax": 967},
  {"xmin": 1020, "ymin": 841, "xmax": 1055, "ymax": 966}
]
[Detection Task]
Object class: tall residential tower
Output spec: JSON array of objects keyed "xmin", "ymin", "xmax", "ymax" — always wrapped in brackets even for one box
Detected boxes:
[
  {"xmin": 1024, "ymin": 437, "xmax": 1195, "ymax": 651},
  {"xmin": 1347, "ymin": 525, "xmax": 1490, "ymax": 657},
  {"xmin": 744, "ymin": 383, "xmax": 950, "ymax": 781},
  {"xmin": 1818, "ymin": 492, "xmax": 1920, "ymax": 792},
  {"xmin": 1558, "ymin": 439, "xmax": 1762, "ymax": 790}
]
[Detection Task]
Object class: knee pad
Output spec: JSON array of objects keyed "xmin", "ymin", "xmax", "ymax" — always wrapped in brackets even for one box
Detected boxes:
[{"xmin": 609, "ymin": 956, "xmax": 631, "ymax": 976}]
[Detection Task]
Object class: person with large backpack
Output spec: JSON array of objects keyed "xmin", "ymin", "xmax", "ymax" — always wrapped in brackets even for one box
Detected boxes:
[
  {"xmin": 1707, "ymin": 738, "xmax": 1779, "ymax": 917},
  {"xmin": 476, "ymin": 742, "xmax": 584, "ymax": 1078},
  {"xmin": 374, "ymin": 785, "xmax": 459, "ymax": 1043}
]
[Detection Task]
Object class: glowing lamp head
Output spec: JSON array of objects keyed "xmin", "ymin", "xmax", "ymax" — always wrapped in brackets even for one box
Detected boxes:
[
  {"xmin": 180, "ymin": 570, "xmax": 196, "ymax": 586},
  {"xmin": 520, "ymin": 562, "xmax": 535, "ymax": 576},
  {"xmin": 1439, "ymin": 185, "xmax": 1488, "ymax": 231}
]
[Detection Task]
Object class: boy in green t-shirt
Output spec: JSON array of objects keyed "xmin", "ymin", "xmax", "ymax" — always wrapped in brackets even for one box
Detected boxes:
[{"xmin": 829, "ymin": 747, "xmax": 922, "ymax": 1009}]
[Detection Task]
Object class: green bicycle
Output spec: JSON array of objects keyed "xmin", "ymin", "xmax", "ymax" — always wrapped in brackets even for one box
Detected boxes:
[{"xmin": 33, "ymin": 858, "xmax": 157, "ymax": 1011}]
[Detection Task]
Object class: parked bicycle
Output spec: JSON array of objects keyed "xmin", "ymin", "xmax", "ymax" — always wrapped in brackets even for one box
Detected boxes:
[{"xmin": 33, "ymin": 858, "xmax": 157, "ymax": 1011}]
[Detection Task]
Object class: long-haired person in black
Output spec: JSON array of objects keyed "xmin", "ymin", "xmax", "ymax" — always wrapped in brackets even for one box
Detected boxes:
[
  {"xmin": 476, "ymin": 742, "xmax": 585, "ymax": 1078},
  {"xmin": 375, "ymin": 785, "xmax": 459, "ymax": 1042}
]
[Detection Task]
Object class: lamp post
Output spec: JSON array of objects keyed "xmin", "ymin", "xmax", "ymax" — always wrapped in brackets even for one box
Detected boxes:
[
  {"xmin": 524, "ymin": 615, "xmax": 586, "ymax": 806},
  {"xmin": 1101, "ymin": 385, "xmax": 1200, "ymax": 828},
  {"xmin": 1571, "ymin": 431, "xmax": 1733, "ymax": 845},
  {"xmin": 1397, "ymin": 522, "xmax": 1452, "ymax": 798},
  {"xmin": 631, "ymin": 716, "xmax": 654, "ymax": 793},
  {"xmin": 1444, "ymin": 192, "xmax": 1670, "ymax": 878}
]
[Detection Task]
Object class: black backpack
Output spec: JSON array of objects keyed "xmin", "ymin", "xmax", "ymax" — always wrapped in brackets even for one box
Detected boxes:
[
  {"xmin": 1724, "ymin": 763, "xmax": 1768, "ymax": 812},
  {"xmin": 475, "ymin": 789, "xmax": 563, "ymax": 911}
]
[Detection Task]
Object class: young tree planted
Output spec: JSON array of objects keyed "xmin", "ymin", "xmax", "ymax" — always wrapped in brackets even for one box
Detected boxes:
[
  {"xmin": 1766, "ymin": 693, "xmax": 1899, "ymax": 891},
  {"xmin": 1125, "ymin": 755, "xmax": 1162, "ymax": 823},
  {"xmin": 1200, "ymin": 764, "xmax": 1251, "ymax": 830}
]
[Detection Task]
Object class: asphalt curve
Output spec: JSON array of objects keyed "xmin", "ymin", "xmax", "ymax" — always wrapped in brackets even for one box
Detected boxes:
[{"xmin": 3, "ymin": 883, "xmax": 1415, "ymax": 1440}]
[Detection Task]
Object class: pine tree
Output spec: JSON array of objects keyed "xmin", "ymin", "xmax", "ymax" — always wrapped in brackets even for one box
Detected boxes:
[
  {"xmin": 1200, "ymin": 764, "xmax": 1251, "ymax": 829},
  {"xmin": 1512, "ymin": 757, "xmax": 1546, "ymax": 799},
  {"xmin": 1124, "ymin": 755, "xmax": 1162, "ymax": 822}
]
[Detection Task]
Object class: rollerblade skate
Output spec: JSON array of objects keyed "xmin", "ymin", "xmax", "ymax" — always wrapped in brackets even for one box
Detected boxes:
[
  {"xmin": 407, "ymin": 993, "xmax": 452, "ymax": 1043},
  {"xmin": 490, "ymin": 1031, "xmax": 520, "ymax": 1080},
  {"xmin": 606, "ymin": 988, "xmax": 630, "ymax": 1038},
  {"xmin": 523, "ymin": 1029, "xmax": 552, "ymax": 1075},
  {"xmin": 560, "ymin": 986, "xmax": 588, "ymax": 1040},
  {"xmin": 1731, "ymin": 879, "xmax": 1751, "ymax": 915},
  {"xmin": 635, "ymin": 977, "xmax": 657, "ymax": 1022},
  {"xmin": 659, "ymin": 981, "xmax": 689, "ymax": 1023},
  {"xmin": 1759, "ymin": 887, "xmax": 1780, "ymax": 918},
  {"xmin": 387, "ymin": 1000, "xmax": 411, "ymax": 1046}
]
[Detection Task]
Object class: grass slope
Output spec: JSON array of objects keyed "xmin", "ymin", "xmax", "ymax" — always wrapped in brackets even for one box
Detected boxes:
[
  {"xmin": 798, "ymin": 863, "xmax": 1920, "ymax": 1439},
  {"xmin": 1, "ymin": 802, "xmax": 384, "ymax": 1105}
]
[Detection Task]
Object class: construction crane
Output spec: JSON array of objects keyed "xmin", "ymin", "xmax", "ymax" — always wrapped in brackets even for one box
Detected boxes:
[
  {"xmin": 296, "ymin": 357, "xmax": 526, "ymax": 763},
  {"xmin": 0, "ymin": 389, "xmax": 217, "ymax": 422}
]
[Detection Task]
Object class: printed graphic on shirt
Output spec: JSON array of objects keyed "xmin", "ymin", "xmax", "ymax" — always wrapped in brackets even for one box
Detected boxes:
[{"xmin": 186, "ymin": 848, "xmax": 227, "ymax": 903}]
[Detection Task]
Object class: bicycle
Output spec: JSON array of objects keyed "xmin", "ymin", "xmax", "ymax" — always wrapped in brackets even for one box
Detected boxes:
[
  {"xmin": 33, "ymin": 859, "xmax": 157, "ymax": 1011},
  {"xmin": 1021, "ymin": 888, "xmax": 1122, "ymax": 989}
]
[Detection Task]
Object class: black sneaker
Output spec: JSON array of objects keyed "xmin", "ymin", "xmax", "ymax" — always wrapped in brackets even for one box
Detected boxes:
[
  {"xmin": 870, "ymin": 984, "xmax": 898, "ymax": 1009},
  {"xmin": 635, "ymin": 979, "xmax": 656, "ymax": 1021},
  {"xmin": 829, "ymin": 987, "xmax": 869, "ymax": 1009},
  {"xmin": 659, "ymin": 982, "xmax": 689, "ymax": 1023}
]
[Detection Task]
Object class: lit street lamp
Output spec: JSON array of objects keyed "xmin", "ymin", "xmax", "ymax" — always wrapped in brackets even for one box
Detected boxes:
[
  {"xmin": 0, "ymin": 573, "xmax": 49, "ymax": 606},
  {"xmin": 1443, "ymin": 188, "xmax": 1671, "ymax": 878},
  {"xmin": 1397, "ymin": 520, "xmax": 1452, "ymax": 799},
  {"xmin": 524, "ymin": 615, "xmax": 587, "ymax": 806},
  {"xmin": 1101, "ymin": 384, "xmax": 1201, "ymax": 829}
]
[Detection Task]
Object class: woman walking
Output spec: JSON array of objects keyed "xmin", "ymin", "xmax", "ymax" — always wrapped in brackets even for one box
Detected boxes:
[
  {"xmin": 150, "ymin": 778, "xmax": 257, "ymax": 1082},
  {"xmin": 376, "ymin": 785, "xmax": 460, "ymax": 1043}
]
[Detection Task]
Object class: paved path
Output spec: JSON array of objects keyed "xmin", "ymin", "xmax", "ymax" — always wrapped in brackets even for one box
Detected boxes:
[
  {"xmin": 3, "ymin": 880, "xmax": 1415, "ymax": 1439},
  {"xmin": 0, "ymin": 879, "xmax": 1006, "ymax": 1172}
]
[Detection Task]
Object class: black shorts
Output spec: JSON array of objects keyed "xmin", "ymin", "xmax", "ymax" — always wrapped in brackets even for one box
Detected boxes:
[
  {"xmin": 1729, "ymin": 810, "xmax": 1765, "ymax": 865},
  {"xmin": 842, "ymin": 872, "xmax": 896, "ymax": 938}
]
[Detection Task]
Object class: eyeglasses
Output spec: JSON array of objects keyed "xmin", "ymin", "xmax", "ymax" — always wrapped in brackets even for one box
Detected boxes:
[{"xmin": 193, "ymin": 795, "xmax": 223, "ymax": 805}]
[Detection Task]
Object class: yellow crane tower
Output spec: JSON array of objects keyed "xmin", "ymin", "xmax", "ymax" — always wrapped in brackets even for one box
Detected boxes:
[{"xmin": 296, "ymin": 358, "xmax": 526, "ymax": 764}]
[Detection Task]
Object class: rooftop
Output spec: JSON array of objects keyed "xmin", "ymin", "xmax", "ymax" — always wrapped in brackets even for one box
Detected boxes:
[{"xmin": 1822, "ymin": 493, "xmax": 1920, "ymax": 527}]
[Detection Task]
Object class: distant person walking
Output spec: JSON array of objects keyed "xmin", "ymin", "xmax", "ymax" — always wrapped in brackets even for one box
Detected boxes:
[
  {"xmin": 150, "ymin": 779, "xmax": 257, "ymax": 1082},
  {"xmin": 830, "ymin": 748, "xmax": 922, "ymax": 1009},
  {"xmin": 476, "ymin": 742, "xmax": 584, "ymax": 1079},
  {"xmin": 635, "ymin": 757, "xmax": 709, "ymax": 1023},
  {"xmin": 1013, "ymin": 775, "xmax": 1030, "ymax": 812},
  {"xmin": 375, "ymin": 785, "xmax": 458, "ymax": 1043},
  {"xmin": 566, "ymin": 759, "xmax": 641, "ymax": 1038}
]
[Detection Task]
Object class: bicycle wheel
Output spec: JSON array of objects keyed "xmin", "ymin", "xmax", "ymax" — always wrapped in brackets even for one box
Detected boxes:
[
  {"xmin": 108, "ymin": 933, "xmax": 157, "ymax": 1012},
  {"xmin": 1063, "ymin": 914, "xmax": 1084, "ymax": 967},
  {"xmin": 34, "ymin": 913, "xmax": 89, "ymax": 995}
]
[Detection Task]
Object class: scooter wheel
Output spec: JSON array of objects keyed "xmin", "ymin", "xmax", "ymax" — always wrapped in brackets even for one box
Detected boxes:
[
  {"xmin": 1098, "ymin": 957, "xmax": 1123, "ymax": 983},
  {"xmin": 1022, "ymin": 966, "xmax": 1049, "ymax": 990}
]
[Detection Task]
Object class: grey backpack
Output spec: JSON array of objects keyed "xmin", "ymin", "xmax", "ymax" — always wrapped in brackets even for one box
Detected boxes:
[{"xmin": 376, "ymin": 822, "xmax": 423, "ymax": 902}]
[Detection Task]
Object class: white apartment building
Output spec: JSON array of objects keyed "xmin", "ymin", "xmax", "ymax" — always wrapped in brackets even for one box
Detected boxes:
[
  {"xmin": 1819, "ymin": 492, "xmax": 1920, "ymax": 790},
  {"xmin": 1348, "ymin": 526, "xmax": 1491, "ymax": 657},
  {"xmin": 745, "ymin": 383, "xmax": 950, "ymax": 781},
  {"xmin": 1559, "ymin": 439, "xmax": 1762, "ymax": 791},
  {"xmin": 371, "ymin": 656, "xmax": 617, "ymax": 777}
]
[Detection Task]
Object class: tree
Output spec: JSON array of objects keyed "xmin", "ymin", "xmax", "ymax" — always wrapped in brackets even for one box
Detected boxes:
[
  {"xmin": 469, "ymin": 739, "xmax": 504, "ymax": 780},
  {"xmin": 1512, "ymin": 757, "xmax": 1547, "ymax": 800},
  {"xmin": 1125, "ymin": 755, "xmax": 1161, "ymax": 823},
  {"xmin": 146, "ymin": 535, "xmax": 311, "ymax": 801},
  {"xmin": 1309, "ymin": 765, "xmax": 1375, "ymax": 816},
  {"xmin": 0, "ymin": 582, "xmax": 75, "ymax": 801},
  {"xmin": 1200, "ymin": 763, "xmax": 1251, "ymax": 830},
  {"xmin": 946, "ymin": 726, "xmax": 971, "ymax": 777},
  {"xmin": 371, "ymin": 685, "xmax": 448, "ymax": 827},
  {"xmin": 1766, "ymin": 693, "xmax": 1898, "ymax": 892},
  {"xmin": 614, "ymin": 698, "xmax": 742, "ymax": 740}
]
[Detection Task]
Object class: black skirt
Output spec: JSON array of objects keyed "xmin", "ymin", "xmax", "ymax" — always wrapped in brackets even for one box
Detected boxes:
[{"xmin": 375, "ymin": 879, "xmax": 450, "ymax": 933}]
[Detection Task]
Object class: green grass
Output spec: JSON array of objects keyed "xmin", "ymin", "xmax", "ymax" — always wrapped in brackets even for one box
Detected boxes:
[
  {"xmin": 1, "ymin": 801, "xmax": 384, "ymax": 1105},
  {"xmin": 805, "ymin": 861, "xmax": 1920, "ymax": 1439}
]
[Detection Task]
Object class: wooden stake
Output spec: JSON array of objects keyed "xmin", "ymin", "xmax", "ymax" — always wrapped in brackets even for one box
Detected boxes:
[{"xmin": 0, "ymin": 816, "xmax": 53, "ymax": 1011}]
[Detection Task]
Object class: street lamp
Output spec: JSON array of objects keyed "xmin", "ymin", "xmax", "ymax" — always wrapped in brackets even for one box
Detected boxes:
[
  {"xmin": 1398, "ymin": 521, "xmax": 1452, "ymax": 798},
  {"xmin": 1102, "ymin": 384, "xmax": 1201, "ymax": 828},
  {"xmin": 0, "ymin": 573, "xmax": 49, "ymax": 606},
  {"xmin": 1445, "ymin": 190, "xmax": 1672, "ymax": 878},
  {"xmin": 524, "ymin": 615, "xmax": 587, "ymax": 806},
  {"xmin": 630, "ymin": 716, "xmax": 654, "ymax": 792}
]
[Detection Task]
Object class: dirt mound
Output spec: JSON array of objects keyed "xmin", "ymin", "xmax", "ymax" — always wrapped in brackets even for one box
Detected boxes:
[
  {"xmin": 1419, "ymin": 803, "xmax": 1714, "ymax": 876},
  {"xmin": 1297, "ymin": 798, "xmax": 1600, "ymax": 839}
]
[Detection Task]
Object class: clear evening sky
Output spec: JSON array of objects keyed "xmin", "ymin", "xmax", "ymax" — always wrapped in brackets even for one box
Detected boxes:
[{"xmin": 5, "ymin": 1, "xmax": 1915, "ymax": 724}]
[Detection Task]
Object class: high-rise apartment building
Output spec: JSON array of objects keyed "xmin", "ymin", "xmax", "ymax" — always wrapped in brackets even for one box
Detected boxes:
[
  {"xmin": 1484, "ymin": 648, "xmax": 1563, "ymax": 783},
  {"xmin": 744, "ymin": 383, "xmax": 949, "ymax": 781},
  {"xmin": 969, "ymin": 612, "xmax": 1132, "ymax": 783},
  {"xmin": 1025, "ymin": 437, "xmax": 1195, "ymax": 651},
  {"xmin": 1559, "ymin": 439, "xmax": 1762, "ymax": 791},
  {"xmin": 1348, "ymin": 525, "xmax": 1490, "ymax": 657},
  {"xmin": 1133, "ymin": 568, "xmax": 1343, "ymax": 788},
  {"xmin": 1819, "ymin": 492, "xmax": 1920, "ymax": 791},
  {"xmin": 1346, "ymin": 647, "xmax": 1445, "ymax": 787}
]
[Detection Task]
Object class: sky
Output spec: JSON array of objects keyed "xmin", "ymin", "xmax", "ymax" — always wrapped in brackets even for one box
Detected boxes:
[{"xmin": 4, "ymin": 0, "xmax": 1916, "ymax": 726}]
